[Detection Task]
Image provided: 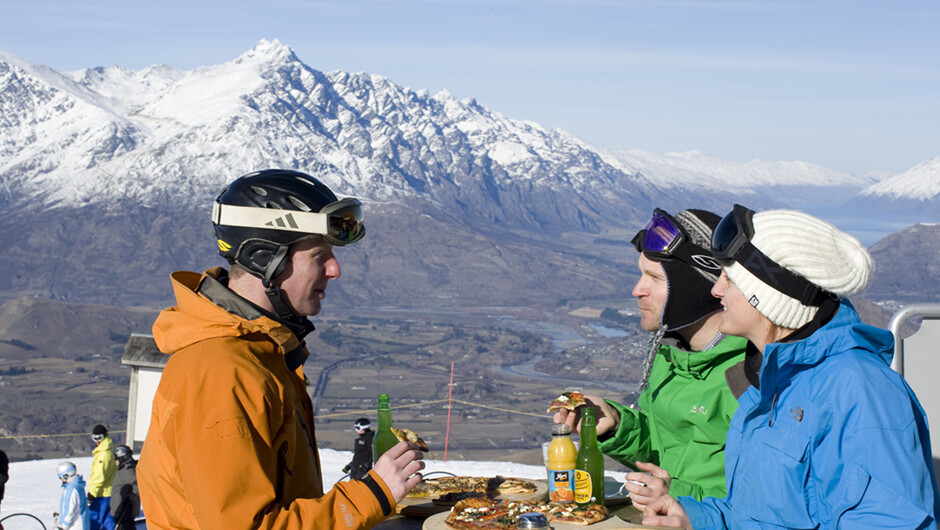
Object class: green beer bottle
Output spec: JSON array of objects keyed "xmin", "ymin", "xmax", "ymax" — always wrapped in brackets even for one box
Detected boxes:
[
  {"xmin": 574, "ymin": 407, "xmax": 605, "ymax": 505},
  {"xmin": 372, "ymin": 393, "xmax": 397, "ymax": 463}
]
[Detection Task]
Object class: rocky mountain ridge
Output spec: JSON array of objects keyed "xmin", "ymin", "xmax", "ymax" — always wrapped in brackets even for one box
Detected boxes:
[{"xmin": 1, "ymin": 39, "xmax": 939, "ymax": 310}]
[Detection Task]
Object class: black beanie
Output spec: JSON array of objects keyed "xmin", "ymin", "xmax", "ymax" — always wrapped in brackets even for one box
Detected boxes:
[
  {"xmin": 650, "ymin": 209, "xmax": 724, "ymax": 331},
  {"xmin": 92, "ymin": 424, "xmax": 108, "ymax": 436}
]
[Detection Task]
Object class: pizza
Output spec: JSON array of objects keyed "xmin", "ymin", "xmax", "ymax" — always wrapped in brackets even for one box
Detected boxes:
[
  {"xmin": 390, "ymin": 427, "xmax": 430, "ymax": 452},
  {"xmin": 444, "ymin": 497, "xmax": 609, "ymax": 528},
  {"xmin": 406, "ymin": 476, "xmax": 538, "ymax": 499},
  {"xmin": 547, "ymin": 391, "xmax": 587, "ymax": 413}
]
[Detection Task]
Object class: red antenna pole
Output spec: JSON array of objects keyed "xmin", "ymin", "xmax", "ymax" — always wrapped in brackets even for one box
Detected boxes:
[{"xmin": 444, "ymin": 361, "xmax": 454, "ymax": 461}]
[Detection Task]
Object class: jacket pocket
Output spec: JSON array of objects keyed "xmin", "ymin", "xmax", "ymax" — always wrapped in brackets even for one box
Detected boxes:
[
  {"xmin": 739, "ymin": 426, "xmax": 816, "ymax": 528},
  {"xmin": 833, "ymin": 464, "xmax": 932, "ymax": 528}
]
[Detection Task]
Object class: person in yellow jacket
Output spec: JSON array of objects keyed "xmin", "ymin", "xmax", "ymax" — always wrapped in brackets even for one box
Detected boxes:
[
  {"xmin": 137, "ymin": 169, "xmax": 425, "ymax": 529},
  {"xmin": 87, "ymin": 424, "xmax": 116, "ymax": 530}
]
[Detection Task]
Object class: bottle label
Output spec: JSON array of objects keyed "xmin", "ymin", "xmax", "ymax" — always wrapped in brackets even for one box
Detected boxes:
[
  {"xmin": 548, "ymin": 469, "xmax": 575, "ymax": 503},
  {"xmin": 574, "ymin": 469, "xmax": 593, "ymax": 504}
]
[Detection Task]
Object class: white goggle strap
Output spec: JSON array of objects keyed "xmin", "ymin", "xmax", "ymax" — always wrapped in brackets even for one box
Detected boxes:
[{"xmin": 212, "ymin": 203, "xmax": 330, "ymax": 235}]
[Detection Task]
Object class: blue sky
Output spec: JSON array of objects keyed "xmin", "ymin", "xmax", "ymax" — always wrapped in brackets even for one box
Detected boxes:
[{"xmin": 2, "ymin": 0, "xmax": 937, "ymax": 176}]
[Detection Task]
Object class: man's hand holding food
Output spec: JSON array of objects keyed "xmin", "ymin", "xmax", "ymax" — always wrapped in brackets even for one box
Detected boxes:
[
  {"xmin": 551, "ymin": 393, "xmax": 620, "ymax": 437},
  {"xmin": 372, "ymin": 441, "xmax": 425, "ymax": 503}
]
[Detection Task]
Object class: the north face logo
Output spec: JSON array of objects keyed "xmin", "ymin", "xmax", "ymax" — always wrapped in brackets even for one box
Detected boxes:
[{"xmin": 266, "ymin": 212, "xmax": 299, "ymax": 229}]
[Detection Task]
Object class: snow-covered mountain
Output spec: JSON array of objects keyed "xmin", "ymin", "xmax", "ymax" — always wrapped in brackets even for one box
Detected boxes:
[
  {"xmin": 844, "ymin": 157, "xmax": 940, "ymax": 219},
  {"xmin": 610, "ymin": 149, "xmax": 870, "ymax": 191},
  {"xmin": 1, "ymin": 39, "xmax": 667, "ymax": 234},
  {"xmin": 861, "ymin": 157, "xmax": 940, "ymax": 200},
  {"xmin": 2, "ymin": 39, "xmax": 879, "ymax": 222},
  {"xmin": 0, "ymin": 39, "xmax": 936, "ymax": 308}
]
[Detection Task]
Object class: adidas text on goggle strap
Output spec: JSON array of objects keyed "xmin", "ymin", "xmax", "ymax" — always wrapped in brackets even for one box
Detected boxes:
[
  {"xmin": 212, "ymin": 197, "xmax": 365, "ymax": 246},
  {"xmin": 712, "ymin": 204, "xmax": 832, "ymax": 307}
]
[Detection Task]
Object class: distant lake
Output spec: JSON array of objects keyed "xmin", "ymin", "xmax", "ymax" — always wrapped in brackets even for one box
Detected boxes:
[
  {"xmin": 492, "ymin": 315, "xmax": 588, "ymax": 351},
  {"xmin": 588, "ymin": 324, "xmax": 629, "ymax": 338}
]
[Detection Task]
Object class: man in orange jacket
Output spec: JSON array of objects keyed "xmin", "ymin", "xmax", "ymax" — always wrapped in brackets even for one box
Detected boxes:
[{"xmin": 137, "ymin": 169, "xmax": 425, "ymax": 529}]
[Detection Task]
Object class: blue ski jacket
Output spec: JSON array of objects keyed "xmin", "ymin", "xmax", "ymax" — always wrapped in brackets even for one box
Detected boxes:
[
  {"xmin": 680, "ymin": 300, "xmax": 940, "ymax": 529},
  {"xmin": 59, "ymin": 475, "xmax": 91, "ymax": 530}
]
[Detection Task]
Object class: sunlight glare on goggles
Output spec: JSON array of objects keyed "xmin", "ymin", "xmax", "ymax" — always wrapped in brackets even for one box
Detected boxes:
[
  {"xmin": 643, "ymin": 211, "xmax": 681, "ymax": 253},
  {"xmin": 633, "ymin": 209, "xmax": 683, "ymax": 258}
]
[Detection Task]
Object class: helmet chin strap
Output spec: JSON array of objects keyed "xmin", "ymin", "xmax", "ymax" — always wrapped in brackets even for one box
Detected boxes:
[{"xmin": 262, "ymin": 246, "xmax": 301, "ymax": 321}]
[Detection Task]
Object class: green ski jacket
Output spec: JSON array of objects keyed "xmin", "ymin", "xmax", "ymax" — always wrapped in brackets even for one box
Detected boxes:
[{"xmin": 599, "ymin": 334, "xmax": 747, "ymax": 500}]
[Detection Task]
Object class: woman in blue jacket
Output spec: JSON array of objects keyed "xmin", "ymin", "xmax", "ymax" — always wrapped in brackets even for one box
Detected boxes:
[{"xmin": 643, "ymin": 205, "xmax": 940, "ymax": 529}]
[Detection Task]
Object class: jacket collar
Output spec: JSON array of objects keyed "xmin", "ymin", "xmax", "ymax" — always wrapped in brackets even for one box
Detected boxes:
[
  {"xmin": 661, "ymin": 333, "xmax": 748, "ymax": 379},
  {"xmin": 759, "ymin": 299, "xmax": 894, "ymax": 395},
  {"xmin": 155, "ymin": 269, "xmax": 305, "ymax": 358},
  {"xmin": 196, "ymin": 268, "xmax": 315, "ymax": 341}
]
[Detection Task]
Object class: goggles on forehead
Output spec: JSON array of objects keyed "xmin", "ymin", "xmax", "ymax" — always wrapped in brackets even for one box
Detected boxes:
[
  {"xmin": 632, "ymin": 209, "xmax": 684, "ymax": 259},
  {"xmin": 213, "ymin": 197, "xmax": 365, "ymax": 246},
  {"xmin": 632, "ymin": 209, "xmax": 721, "ymax": 271},
  {"xmin": 712, "ymin": 204, "xmax": 833, "ymax": 306},
  {"xmin": 91, "ymin": 433, "xmax": 104, "ymax": 442}
]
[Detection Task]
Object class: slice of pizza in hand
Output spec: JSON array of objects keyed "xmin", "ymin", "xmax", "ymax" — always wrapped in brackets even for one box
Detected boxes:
[
  {"xmin": 547, "ymin": 391, "xmax": 587, "ymax": 413},
  {"xmin": 391, "ymin": 427, "xmax": 430, "ymax": 452}
]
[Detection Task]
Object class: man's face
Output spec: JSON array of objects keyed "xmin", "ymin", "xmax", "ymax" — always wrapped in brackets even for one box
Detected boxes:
[
  {"xmin": 277, "ymin": 237, "xmax": 342, "ymax": 317},
  {"xmin": 632, "ymin": 254, "xmax": 668, "ymax": 332}
]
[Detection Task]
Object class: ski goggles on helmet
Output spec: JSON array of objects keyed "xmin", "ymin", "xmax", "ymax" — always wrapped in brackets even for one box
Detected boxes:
[
  {"xmin": 632, "ymin": 209, "xmax": 721, "ymax": 271},
  {"xmin": 212, "ymin": 197, "xmax": 365, "ymax": 246},
  {"xmin": 712, "ymin": 204, "xmax": 833, "ymax": 306}
]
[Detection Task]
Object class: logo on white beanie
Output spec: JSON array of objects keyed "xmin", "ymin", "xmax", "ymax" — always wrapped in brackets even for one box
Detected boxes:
[{"xmin": 724, "ymin": 209, "xmax": 872, "ymax": 329}]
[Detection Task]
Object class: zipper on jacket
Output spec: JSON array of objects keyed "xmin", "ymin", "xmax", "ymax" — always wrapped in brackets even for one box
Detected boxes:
[{"xmin": 768, "ymin": 391, "xmax": 778, "ymax": 427}]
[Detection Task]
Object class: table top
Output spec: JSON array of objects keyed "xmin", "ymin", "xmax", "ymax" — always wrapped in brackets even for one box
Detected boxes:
[{"xmin": 373, "ymin": 503, "xmax": 657, "ymax": 529}]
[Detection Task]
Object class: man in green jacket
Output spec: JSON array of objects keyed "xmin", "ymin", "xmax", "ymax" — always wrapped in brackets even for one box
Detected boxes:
[{"xmin": 554, "ymin": 208, "xmax": 746, "ymax": 509}]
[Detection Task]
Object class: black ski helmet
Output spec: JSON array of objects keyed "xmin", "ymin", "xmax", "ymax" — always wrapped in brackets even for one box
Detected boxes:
[
  {"xmin": 212, "ymin": 169, "xmax": 365, "ymax": 319},
  {"xmin": 213, "ymin": 169, "xmax": 365, "ymax": 285},
  {"xmin": 113, "ymin": 444, "xmax": 133, "ymax": 464}
]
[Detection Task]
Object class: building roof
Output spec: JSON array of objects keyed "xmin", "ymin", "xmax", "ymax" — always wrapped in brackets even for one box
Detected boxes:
[{"xmin": 121, "ymin": 333, "xmax": 168, "ymax": 369}]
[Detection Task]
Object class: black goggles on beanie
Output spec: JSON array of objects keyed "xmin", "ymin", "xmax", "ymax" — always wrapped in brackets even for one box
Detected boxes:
[
  {"xmin": 712, "ymin": 204, "xmax": 834, "ymax": 306},
  {"xmin": 632, "ymin": 209, "xmax": 721, "ymax": 272}
]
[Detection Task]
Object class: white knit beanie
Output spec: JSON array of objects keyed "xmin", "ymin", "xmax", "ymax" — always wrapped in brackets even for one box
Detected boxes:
[{"xmin": 723, "ymin": 209, "xmax": 873, "ymax": 329}]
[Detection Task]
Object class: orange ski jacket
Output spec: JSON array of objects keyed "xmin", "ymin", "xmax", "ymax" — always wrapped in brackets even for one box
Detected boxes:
[{"xmin": 137, "ymin": 268, "xmax": 395, "ymax": 529}]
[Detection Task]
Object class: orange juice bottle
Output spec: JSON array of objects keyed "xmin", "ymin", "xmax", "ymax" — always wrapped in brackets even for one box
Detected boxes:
[{"xmin": 546, "ymin": 423, "xmax": 577, "ymax": 503}]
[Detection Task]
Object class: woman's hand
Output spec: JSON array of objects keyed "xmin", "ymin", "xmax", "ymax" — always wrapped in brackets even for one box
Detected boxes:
[
  {"xmin": 643, "ymin": 494, "xmax": 692, "ymax": 529},
  {"xmin": 625, "ymin": 461, "xmax": 671, "ymax": 510}
]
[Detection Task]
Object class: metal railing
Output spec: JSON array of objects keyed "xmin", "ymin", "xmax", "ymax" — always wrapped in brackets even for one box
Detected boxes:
[{"xmin": 889, "ymin": 303, "xmax": 940, "ymax": 376}]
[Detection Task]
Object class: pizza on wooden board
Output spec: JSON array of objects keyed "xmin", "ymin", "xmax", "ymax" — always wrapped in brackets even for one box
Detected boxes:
[
  {"xmin": 407, "ymin": 476, "xmax": 538, "ymax": 500},
  {"xmin": 444, "ymin": 497, "xmax": 609, "ymax": 529},
  {"xmin": 546, "ymin": 391, "xmax": 588, "ymax": 413}
]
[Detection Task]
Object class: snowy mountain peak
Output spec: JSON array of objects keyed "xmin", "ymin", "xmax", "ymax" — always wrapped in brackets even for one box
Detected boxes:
[
  {"xmin": 2, "ymin": 40, "xmax": 937, "ymax": 224},
  {"xmin": 861, "ymin": 156, "xmax": 940, "ymax": 200},
  {"xmin": 231, "ymin": 38, "xmax": 300, "ymax": 69}
]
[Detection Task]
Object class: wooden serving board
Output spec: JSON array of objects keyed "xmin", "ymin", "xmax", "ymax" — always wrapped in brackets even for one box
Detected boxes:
[
  {"xmin": 398, "ymin": 480, "xmax": 548, "ymax": 518},
  {"xmin": 421, "ymin": 509, "xmax": 652, "ymax": 529}
]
